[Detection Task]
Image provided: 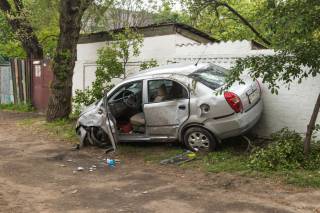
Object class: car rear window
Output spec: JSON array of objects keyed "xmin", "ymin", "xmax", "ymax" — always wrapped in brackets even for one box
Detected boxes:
[{"xmin": 189, "ymin": 65, "xmax": 228, "ymax": 90}]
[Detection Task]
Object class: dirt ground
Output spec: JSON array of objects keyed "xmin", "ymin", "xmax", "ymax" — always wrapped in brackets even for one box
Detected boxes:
[{"xmin": 1, "ymin": 111, "xmax": 320, "ymax": 213}]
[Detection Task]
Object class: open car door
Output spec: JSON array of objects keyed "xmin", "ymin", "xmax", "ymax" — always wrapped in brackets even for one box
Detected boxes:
[{"xmin": 101, "ymin": 95, "xmax": 118, "ymax": 151}]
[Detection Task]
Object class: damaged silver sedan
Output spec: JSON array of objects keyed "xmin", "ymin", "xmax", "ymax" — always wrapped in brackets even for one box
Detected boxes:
[{"xmin": 76, "ymin": 63, "xmax": 263, "ymax": 151}]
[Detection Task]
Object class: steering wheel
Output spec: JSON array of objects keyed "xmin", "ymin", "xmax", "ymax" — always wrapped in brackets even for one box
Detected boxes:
[{"xmin": 122, "ymin": 89, "xmax": 138, "ymax": 108}]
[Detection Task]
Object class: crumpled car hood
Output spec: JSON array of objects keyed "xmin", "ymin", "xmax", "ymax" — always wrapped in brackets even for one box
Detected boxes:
[{"xmin": 77, "ymin": 100, "xmax": 104, "ymax": 128}]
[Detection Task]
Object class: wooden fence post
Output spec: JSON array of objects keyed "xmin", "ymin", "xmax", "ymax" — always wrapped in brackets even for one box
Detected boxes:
[
  {"xmin": 10, "ymin": 59, "xmax": 17, "ymax": 104},
  {"xmin": 304, "ymin": 93, "xmax": 320, "ymax": 155}
]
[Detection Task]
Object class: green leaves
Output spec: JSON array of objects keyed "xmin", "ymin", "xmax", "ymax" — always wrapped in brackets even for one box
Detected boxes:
[
  {"xmin": 0, "ymin": 0, "xmax": 60, "ymax": 58},
  {"xmin": 224, "ymin": 0, "xmax": 320, "ymax": 93},
  {"xmin": 73, "ymin": 28, "xmax": 149, "ymax": 112},
  {"xmin": 139, "ymin": 59, "xmax": 158, "ymax": 71},
  {"xmin": 249, "ymin": 128, "xmax": 320, "ymax": 171},
  {"xmin": 112, "ymin": 28, "xmax": 143, "ymax": 74},
  {"xmin": 180, "ymin": 0, "xmax": 271, "ymax": 41}
]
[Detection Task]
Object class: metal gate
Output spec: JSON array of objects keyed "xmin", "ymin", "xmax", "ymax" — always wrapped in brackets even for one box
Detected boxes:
[
  {"xmin": 0, "ymin": 63, "xmax": 13, "ymax": 104},
  {"xmin": 31, "ymin": 59, "xmax": 53, "ymax": 112}
]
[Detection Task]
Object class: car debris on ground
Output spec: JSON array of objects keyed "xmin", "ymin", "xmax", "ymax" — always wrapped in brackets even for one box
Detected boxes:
[
  {"xmin": 160, "ymin": 150, "xmax": 197, "ymax": 165},
  {"xmin": 77, "ymin": 166, "xmax": 84, "ymax": 171}
]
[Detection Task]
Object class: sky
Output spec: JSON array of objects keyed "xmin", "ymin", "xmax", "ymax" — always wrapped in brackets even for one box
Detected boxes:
[{"xmin": 143, "ymin": 0, "xmax": 183, "ymax": 11}]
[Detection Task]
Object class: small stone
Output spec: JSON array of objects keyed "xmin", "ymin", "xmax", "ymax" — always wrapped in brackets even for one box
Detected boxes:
[
  {"xmin": 77, "ymin": 167, "xmax": 84, "ymax": 171},
  {"xmin": 60, "ymin": 164, "xmax": 66, "ymax": 167},
  {"xmin": 67, "ymin": 159, "xmax": 73, "ymax": 162},
  {"xmin": 142, "ymin": 191, "xmax": 149, "ymax": 194},
  {"xmin": 71, "ymin": 189, "xmax": 78, "ymax": 194}
]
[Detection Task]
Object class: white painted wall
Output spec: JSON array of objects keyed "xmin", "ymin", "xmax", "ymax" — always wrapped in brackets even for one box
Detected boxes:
[
  {"xmin": 173, "ymin": 42, "xmax": 320, "ymax": 137},
  {"xmin": 73, "ymin": 34, "xmax": 197, "ymax": 93},
  {"xmin": 254, "ymin": 76, "xmax": 320, "ymax": 137},
  {"xmin": 74, "ymin": 38, "xmax": 320, "ymax": 138}
]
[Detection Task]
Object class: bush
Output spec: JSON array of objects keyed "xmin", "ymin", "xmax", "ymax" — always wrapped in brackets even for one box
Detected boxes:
[
  {"xmin": 249, "ymin": 128, "xmax": 320, "ymax": 171},
  {"xmin": 72, "ymin": 29, "xmax": 145, "ymax": 114},
  {"xmin": 72, "ymin": 46, "xmax": 120, "ymax": 115}
]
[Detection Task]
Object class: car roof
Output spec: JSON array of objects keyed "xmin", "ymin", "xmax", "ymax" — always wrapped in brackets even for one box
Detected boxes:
[{"xmin": 126, "ymin": 63, "xmax": 210, "ymax": 80}]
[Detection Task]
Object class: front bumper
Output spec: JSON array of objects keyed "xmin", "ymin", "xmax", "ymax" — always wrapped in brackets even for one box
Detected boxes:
[{"xmin": 204, "ymin": 99, "xmax": 263, "ymax": 139}]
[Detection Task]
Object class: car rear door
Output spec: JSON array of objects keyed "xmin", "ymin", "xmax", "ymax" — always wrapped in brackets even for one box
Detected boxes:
[{"xmin": 143, "ymin": 79, "xmax": 190, "ymax": 138}]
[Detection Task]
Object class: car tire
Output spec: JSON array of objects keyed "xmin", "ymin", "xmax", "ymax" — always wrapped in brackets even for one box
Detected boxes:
[
  {"xmin": 183, "ymin": 127, "xmax": 216, "ymax": 152},
  {"xmin": 88, "ymin": 127, "xmax": 111, "ymax": 148}
]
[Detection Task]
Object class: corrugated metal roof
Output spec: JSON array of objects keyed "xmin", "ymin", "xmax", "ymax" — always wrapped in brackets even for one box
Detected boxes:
[{"xmin": 78, "ymin": 22, "xmax": 219, "ymax": 44}]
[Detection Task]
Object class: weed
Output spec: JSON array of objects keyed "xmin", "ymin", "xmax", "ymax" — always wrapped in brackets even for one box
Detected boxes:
[{"xmin": 249, "ymin": 128, "xmax": 320, "ymax": 171}]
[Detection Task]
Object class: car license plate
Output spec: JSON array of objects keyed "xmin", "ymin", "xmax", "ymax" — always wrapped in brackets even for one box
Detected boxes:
[{"xmin": 248, "ymin": 89, "xmax": 259, "ymax": 104}]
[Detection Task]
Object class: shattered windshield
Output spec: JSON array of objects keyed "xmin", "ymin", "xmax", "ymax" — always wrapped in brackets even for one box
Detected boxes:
[{"xmin": 189, "ymin": 65, "xmax": 228, "ymax": 90}]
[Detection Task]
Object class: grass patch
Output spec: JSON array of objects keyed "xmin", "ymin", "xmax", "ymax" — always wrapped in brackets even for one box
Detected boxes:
[
  {"xmin": 0, "ymin": 103, "xmax": 34, "ymax": 112},
  {"xmin": 276, "ymin": 170, "xmax": 320, "ymax": 188},
  {"xmin": 204, "ymin": 151, "xmax": 249, "ymax": 173},
  {"xmin": 19, "ymin": 117, "xmax": 78, "ymax": 143},
  {"xmin": 43, "ymin": 119, "xmax": 78, "ymax": 142},
  {"xmin": 118, "ymin": 136, "xmax": 320, "ymax": 188}
]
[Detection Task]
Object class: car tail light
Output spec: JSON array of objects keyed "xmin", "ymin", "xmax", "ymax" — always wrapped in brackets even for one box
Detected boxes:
[{"xmin": 224, "ymin": 91, "xmax": 243, "ymax": 113}]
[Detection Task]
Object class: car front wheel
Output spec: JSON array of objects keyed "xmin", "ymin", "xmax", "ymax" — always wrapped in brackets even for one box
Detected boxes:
[{"xmin": 184, "ymin": 127, "xmax": 216, "ymax": 152}]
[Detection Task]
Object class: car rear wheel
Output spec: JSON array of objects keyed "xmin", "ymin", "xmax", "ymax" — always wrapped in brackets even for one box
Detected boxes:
[{"xmin": 184, "ymin": 127, "xmax": 216, "ymax": 152}]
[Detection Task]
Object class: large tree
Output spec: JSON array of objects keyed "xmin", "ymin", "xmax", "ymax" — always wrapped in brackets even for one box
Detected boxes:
[
  {"xmin": 0, "ymin": 0, "xmax": 44, "ymax": 59},
  {"xmin": 46, "ymin": 0, "xmax": 93, "ymax": 121}
]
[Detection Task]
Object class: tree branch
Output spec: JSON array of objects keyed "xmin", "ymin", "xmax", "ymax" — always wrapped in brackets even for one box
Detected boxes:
[
  {"xmin": 304, "ymin": 93, "xmax": 320, "ymax": 155},
  {"xmin": 0, "ymin": 0, "xmax": 43, "ymax": 58},
  {"xmin": 205, "ymin": 0, "xmax": 271, "ymax": 46},
  {"xmin": 0, "ymin": 0, "xmax": 12, "ymax": 13},
  {"xmin": 13, "ymin": 0, "xmax": 23, "ymax": 12}
]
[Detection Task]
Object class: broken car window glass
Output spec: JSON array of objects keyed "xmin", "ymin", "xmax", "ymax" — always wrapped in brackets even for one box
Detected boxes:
[
  {"xmin": 189, "ymin": 64, "xmax": 228, "ymax": 90},
  {"xmin": 148, "ymin": 79, "xmax": 188, "ymax": 103}
]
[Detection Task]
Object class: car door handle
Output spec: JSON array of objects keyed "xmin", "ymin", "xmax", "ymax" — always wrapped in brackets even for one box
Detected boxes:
[{"xmin": 178, "ymin": 105, "xmax": 186, "ymax": 110}]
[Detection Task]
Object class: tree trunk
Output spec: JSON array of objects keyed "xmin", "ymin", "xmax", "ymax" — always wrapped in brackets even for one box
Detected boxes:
[
  {"xmin": 46, "ymin": 0, "xmax": 92, "ymax": 121},
  {"xmin": 13, "ymin": 22, "xmax": 44, "ymax": 59},
  {"xmin": 304, "ymin": 93, "xmax": 320, "ymax": 155},
  {"xmin": 0, "ymin": 0, "xmax": 44, "ymax": 59}
]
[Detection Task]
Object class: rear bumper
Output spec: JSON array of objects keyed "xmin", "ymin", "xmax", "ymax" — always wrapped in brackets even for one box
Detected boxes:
[{"xmin": 204, "ymin": 99, "xmax": 263, "ymax": 139}]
